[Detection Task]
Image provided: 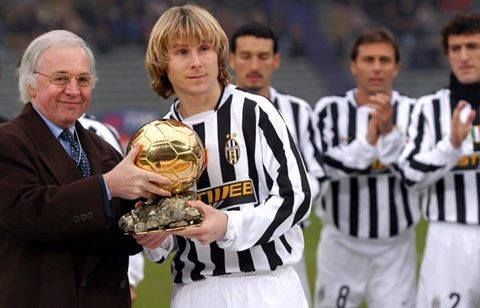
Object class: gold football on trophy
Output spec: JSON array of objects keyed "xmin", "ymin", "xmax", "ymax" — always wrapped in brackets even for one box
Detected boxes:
[{"xmin": 127, "ymin": 119, "xmax": 207, "ymax": 194}]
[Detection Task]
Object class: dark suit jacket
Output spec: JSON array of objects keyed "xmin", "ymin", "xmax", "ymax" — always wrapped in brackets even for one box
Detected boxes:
[{"xmin": 0, "ymin": 104, "xmax": 140, "ymax": 308}]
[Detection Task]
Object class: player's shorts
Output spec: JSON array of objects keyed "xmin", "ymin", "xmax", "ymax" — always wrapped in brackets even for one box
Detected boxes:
[
  {"xmin": 292, "ymin": 249, "xmax": 312, "ymax": 306},
  {"xmin": 417, "ymin": 222, "xmax": 480, "ymax": 308},
  {"xmin": 314, "ymin": 225, "xmax": 416, "ymax": 308},
  {"xmin": 171, "ymin": 266, "xmax": 308, "ymax": 308}
]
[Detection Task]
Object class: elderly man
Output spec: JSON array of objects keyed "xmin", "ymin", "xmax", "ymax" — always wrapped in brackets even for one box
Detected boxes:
[{"xmin": 0, "ymin": 30, "xmax": 171, "ymax": 307}]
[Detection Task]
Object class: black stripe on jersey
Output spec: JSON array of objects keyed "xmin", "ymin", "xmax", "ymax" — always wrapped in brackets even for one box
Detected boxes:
[
  {"xmin": 389, "ymin": 177, "xmax": 399, "ymax": 236},
  {"xmin": 272, "ymin": 97, "xmax": 279, "ymax": 110},
  {"xmin": 262, "ymin": 241, "xmax": 283, "ymax": 270},
  {"xmin": 173, "ymin": 237, "xmax": 187, "ymax": 283},
  {"xmin": 317, "ymin": 108, "xmax": 328, "ymax": 151},
  {"xmin": 407, "ymin": 103, "xmax": 414, "ymax": 129},
  {"xmin": 347, "ymin": 102, "xmax": 356, "ymax": 145},
  {"xmin": 368, "ymin": 178, "xmax": 378, "ymax": 238},
  {"xmin": 436, "ymin": 180, "xmax": 446, "ymax": 221},
  {"xmin": 454, "ymin": 174, "xmax": 466, "ymax": 223},
  {"xmin": 255, "ymin": 109, "xmax": 298, "ymax": 245},
  {"xmin": 426, "ymin": 186, "xmax": 431, "ymax": 217},
  {"xmin": 291, "ymin": 102, "xmax": 301, "ymax": 144},
  {"xmin": 218, "ymin": 95, "xmax": 255, "ymax": 273},
  {"xmin": 393, "ymin": 100, "xmax": 398, "ymax": 124},
  {"xmin": 433, "ymin": 99, "xmax": 442, "ymax": 142},
  {"xmin": 280, "ymin": 234, "xmax": 292, "ymax": 253},
  {"xmin": 187, "ymin": 239, "xmax": 205, "ymax": 281},
  {"xmin": 193, "ymin": 123, "xmax": 210, "ymax": 189},
  {"xmin": 308, "ymin": 112, "xmax": 325, "ymax": 168},
  {"xmin": 210, "ymin": 242, "xmax": 227, "ymax": 276},
  {"xmin": 242, "ymin": 99, "xmax": 260, "ymax": 206},
  {"xmin": 217, "ymin": 95, "xmax": 235, "ymax": 182},
  {"xmin": 331, "ymin": 182, "xmax": 340, "ymax": 227},
  {"xmin": 349, "ymin": 178, "xmax": 359, "ymax": 237},
  {"xmin": 400, "ymin": 184, "xmax": 413, "ymax": 227},
  {"xmin": 323, "ymin": 155, "xmax": 371, "ymax": 173},
  {"xmin": 477, "ymin": 173, "xmax": 480, "ymax": 224},
  {"xmin": 193, "ymin": 119, "xmax": 226, "ymax": 277},
  {"xmin": 331, "ymin": 103, "xmax": 340, "ymax": 146},
  {"xmin": 289, "ymin": 131, "xmax": 311, "ymax": 225},
  {"xmin": 407, "ymin": 112, "xmax": 443, "ymax": 177}
]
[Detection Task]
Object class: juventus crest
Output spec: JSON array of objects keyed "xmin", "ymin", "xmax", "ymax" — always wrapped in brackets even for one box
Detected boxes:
[{"xmin": 225, "ymin": 133, "xmax": 240, "ymax": 165}]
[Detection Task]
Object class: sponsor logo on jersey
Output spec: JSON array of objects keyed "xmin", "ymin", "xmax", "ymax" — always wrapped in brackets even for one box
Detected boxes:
[
  {"xmin": 225, "ymin": 133, "xmax": 240, "ymax": 165},
  {"xmin": 371, "ymin": 159, "xmax": 389, "ymax": 173},
  {"xmin": 197, "ymin": 179, "xmax": 258, "ymax": 210},
  {"xmin": 455, "ymin": 153, "xmax": 480, "ymax": 170}
]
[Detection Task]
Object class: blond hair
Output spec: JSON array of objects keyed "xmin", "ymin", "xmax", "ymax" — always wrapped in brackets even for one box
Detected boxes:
[{"xmin": 145, "ymin": 4, "xmax": 230, "ymax": 98}]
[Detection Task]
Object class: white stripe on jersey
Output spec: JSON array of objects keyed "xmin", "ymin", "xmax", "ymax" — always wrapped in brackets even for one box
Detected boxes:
[
  {"xmin": 314, "ymin": 89, "xmax": 420, "ymax": 239},
  {"xmin": 158, "ymin": 84, "xmax": 311, "ymax": 284},
  {"xmin": 270, "ymin": 87, "xmax": 326, "ymax": 202},
  {"xmin": 399, "ymin": 88, "xmax": 480, "ymax": 225}
]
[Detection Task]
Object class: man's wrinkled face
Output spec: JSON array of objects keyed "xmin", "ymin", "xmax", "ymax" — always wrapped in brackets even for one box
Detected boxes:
[{"xmin": 30, "ymin": 47, "xmax": 93, "ymax": 128}]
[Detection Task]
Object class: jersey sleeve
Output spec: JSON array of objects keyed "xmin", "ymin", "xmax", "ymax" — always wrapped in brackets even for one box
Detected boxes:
[
  {"xmin": 127, "ymin": 252, "xmax": 145, "ymax": 287},
  {"xmin": 313, "ymin": 97, "xmax": 378, "ymax": 179},
  {"xmin": 217, "ymin": 101, "xmax": 311, "ymax": 251},
  {"xmin": 297, "ymin": 102, "xmax": 326, "ymax": 203},
  {"xmin": 142, "ymin": 235, "xmax": 176, "ymax": 263},
  {"xmin": 398, "ymin": 96, "xmax": 463, "ymax": 190}
]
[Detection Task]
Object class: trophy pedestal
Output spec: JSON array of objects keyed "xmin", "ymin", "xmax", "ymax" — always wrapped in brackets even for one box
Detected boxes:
[{"xmin": 119, "ymin": 194, "xmax": 203, "ymax": 234}]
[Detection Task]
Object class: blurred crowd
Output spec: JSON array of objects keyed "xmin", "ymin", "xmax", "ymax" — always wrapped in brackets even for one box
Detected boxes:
[
  {"xmin": 0, "ymin": 0, "xmax": 305, "ymax": 56},
  {"xmin": 0, "ymin": 0, "xmax": 477, "ymax": 69},
  {"xmin": 326, "ymin": 0, "xmax": 477, "ymax": 69}
]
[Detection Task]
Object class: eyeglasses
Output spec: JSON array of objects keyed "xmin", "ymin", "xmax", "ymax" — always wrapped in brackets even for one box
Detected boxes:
[{"xmin": 34, "ymin": 71, "xmax": 94, "ymax": 88}]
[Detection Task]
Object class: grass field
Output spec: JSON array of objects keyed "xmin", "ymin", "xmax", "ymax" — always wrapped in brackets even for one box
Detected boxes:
[{"xmin": 133, "ymin": 215, "xmax": 429, "ymax": 308}]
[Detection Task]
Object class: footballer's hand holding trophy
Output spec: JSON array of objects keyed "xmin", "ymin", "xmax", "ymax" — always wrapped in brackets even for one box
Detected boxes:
[{"xmin": 118, "ymin": 119, "xmax": 207, "ymax": 234}]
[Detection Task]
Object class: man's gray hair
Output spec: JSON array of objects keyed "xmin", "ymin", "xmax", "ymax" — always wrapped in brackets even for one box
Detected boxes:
[{"xmin": 17, "ymin": 30, "xmax": 97, "ymax": 104}]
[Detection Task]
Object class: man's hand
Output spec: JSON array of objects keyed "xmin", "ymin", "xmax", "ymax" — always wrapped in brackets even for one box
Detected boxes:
[
  {"xmin": 366, "ymin": 115, "xmax": 380, "ymax": 145},
  {"xmin": 103, "ymin": 144, "xmax": 172, "ymax": 200},
  {"xmin": 170, "ymin": 200, "xmax": 228, "ymax": 245},
  {"xmin": 451, "ymin": 100, "xmax": 476, "ymax": 149},
  {"xmin": 368, "ymin": 93, "xmax": 394, "ymax": 135},
  {"xmin": 130, "ymin": 286, "xmax": 138, "ymax": 305}
]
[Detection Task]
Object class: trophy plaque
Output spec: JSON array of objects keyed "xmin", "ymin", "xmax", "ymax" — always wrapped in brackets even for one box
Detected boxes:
[{"xmin": 118, "ymin": 119, "xmax": 207, "ymax": 234}]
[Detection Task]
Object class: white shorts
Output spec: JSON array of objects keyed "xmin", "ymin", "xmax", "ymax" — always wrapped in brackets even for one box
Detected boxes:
[
  {"xmin": 292, "ymin": 250, "xmax": 312, "ymax": 306},
  {"xmin": 314, "ymin": 225, "xmax": 416, "ymax": 308},
  {"xmin": 171, "ymin": 266, "xmax": 308, "ymax": 308},
  {"xmin": 417, "ymin": 222, "xmax": 480, "ymax": 308}
]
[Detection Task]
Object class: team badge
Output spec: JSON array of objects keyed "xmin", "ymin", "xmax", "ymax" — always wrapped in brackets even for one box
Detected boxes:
[{"xmin": 225, "ymin": 133, "xmax": 240, "ymax": 165}]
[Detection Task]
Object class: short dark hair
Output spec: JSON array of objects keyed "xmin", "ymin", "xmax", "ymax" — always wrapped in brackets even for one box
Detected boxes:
[
  {"xmin": 230, "ymin": 22, "xmax": 278, "ymax": 54},
  {"xmin": 441, "ymin": 13, "xmax": 480, "ymax": 54},
  {"xmin": 350, "ymin": 28, "xmax": 400, "ymax": 63}
]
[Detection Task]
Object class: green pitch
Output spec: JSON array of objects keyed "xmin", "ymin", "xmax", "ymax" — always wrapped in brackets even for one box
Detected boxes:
[{"xmin": 133, "ymin": 215, "xmax": 428, "ymax": 308}]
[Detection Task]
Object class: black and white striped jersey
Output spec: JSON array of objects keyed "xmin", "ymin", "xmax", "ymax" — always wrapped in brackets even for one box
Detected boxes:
[
  {"xmin": 78, "ymin": 114, "xmax": 123, "ymax": 154},
  {"xmin": 145, "ymin": 84, "xmax": 311, "ymax": 284},
  {"xmin": 269, "ymin": 87, "xmax": 326, "ymax": 203},
  {"xmin": 399, "ymin": 88, "xmax": 480, "ymax": 225},
  {"xmin": 313, "ymin": 89, "xmax": 420, "ymax": 239}
]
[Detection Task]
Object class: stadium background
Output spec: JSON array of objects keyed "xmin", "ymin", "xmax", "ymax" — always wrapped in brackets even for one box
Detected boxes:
[{"xmin": 0, "ymin": 1, "xmax": 474, "ymax": 306}]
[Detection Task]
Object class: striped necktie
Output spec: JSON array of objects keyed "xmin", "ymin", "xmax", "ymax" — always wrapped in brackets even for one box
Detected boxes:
[{"xmin": 59, "ymin": 129, "xmax": 91, "ymax": 177}]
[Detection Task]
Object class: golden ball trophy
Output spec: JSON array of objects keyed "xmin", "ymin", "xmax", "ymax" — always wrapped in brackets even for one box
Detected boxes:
[{"xmin": 119, "ymin": 119, "xmax": 207, "ymax": 233}]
